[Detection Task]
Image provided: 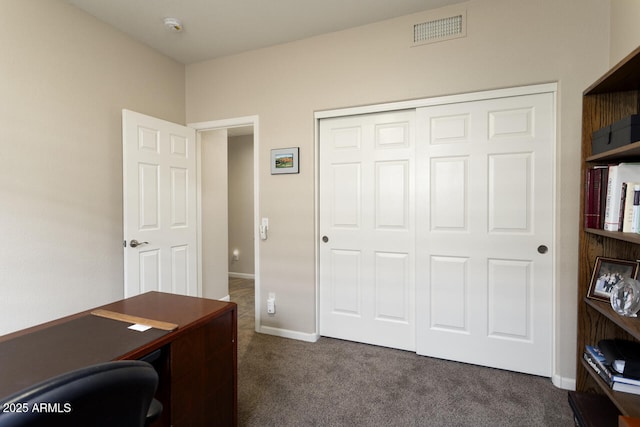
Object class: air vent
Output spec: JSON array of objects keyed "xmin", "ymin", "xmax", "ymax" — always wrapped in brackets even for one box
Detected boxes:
[{"xmin": 412, "ymin": 11, "xmax": 466, "ymax": 46}]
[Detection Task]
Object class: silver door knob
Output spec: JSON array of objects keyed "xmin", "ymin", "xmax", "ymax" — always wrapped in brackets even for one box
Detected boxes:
[{"xmin": 130, "ymin": 239, "xmax": 149, "ymax": 248}]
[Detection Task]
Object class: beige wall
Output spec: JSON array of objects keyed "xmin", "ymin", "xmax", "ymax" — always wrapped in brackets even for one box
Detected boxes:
[
  {"xmin": 228, "ymin": 135, "xmax": 255, "ymax": 277},
  {"xmin": 201, "ymin": 130, "xmax": 230, "ymax": 299},
  {"xmin": 186, "ymin": 0, "xmax": 611, "ymax": 384},
  {"xmin": 610, "ymin": 0, "xmax": 640, "ymax": 64},
  {"xmin": 0, "ymin": 0, "xmax": 185, "ymax": 335}
]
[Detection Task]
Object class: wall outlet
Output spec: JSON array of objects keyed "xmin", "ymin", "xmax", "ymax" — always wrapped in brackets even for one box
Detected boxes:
[{"xmin": 267, "ymin": 293, "xmax": 276, "ymax": 314}]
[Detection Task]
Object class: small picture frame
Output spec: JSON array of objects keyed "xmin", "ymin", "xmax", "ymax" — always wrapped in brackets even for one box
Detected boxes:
[
  {"xmin": 271, "ymin": 147, "xmax": 299, "ymax": 175},
  {"xmin": 587, "ymin": 256, "xmax": 640, "ymax": 302}
]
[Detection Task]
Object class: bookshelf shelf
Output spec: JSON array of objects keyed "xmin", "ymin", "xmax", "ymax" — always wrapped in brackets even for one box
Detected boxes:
[
  {"xmin": 587, "ymin": 140, "xmax": 640, "ymax": 163},
  {"xmin": 585, "ymin": 298, "xmax": 640, "ymax": 341},
  {"xmin": 585, "ymin": 228, "xmax": 640, "ymax": 245},
  {"xmin": 576, "ymin": 44, "xmax": 640, "ymax": 423}
]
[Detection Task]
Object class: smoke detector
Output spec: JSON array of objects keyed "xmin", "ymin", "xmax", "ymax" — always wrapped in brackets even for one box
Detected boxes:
[{"xmin": 163, "ymin": 17, "xmax": 183, "ymax": 32}]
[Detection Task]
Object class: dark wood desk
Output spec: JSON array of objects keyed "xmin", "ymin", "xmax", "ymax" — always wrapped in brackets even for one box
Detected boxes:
[{"xmin": 0, "ymin": 292, "xmax": 237, "ymax": 427}]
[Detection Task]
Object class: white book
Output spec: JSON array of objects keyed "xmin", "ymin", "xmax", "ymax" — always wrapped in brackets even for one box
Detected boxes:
[
  {"xmin": 613, "ymin": 380, "xmax": 640, "ymax": 395},
  {"xmin": 633, "ymin": 184, "xmax": 640, "ymax": 233},
  {"xmin": 605, "ymin": 164, "xmax": 640, "ymax": 231},
  {"xmin": 622, "ymin": 182, "xmax": 640, "ymax": 232},
  {"xmin": 604, "ymin": 165, "xmax": 620, "ymax": 231}
]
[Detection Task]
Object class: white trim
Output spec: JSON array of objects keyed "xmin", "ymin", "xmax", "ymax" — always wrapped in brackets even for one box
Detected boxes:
[
  {"xmin": 550, "ymin": 89, "xmax": 561, "ymax": 386},
  {"xmin": 315, "ymin": 83, "xmax": 560, "ymax": 376},
  {"xmin": 195, "ymin": 133, "xmax": 203, "ymax": 297},
  {"xmin": 314, "ymin": 83, "xmax": 558, "ymax": 120},
  {"xmin": 258, "ymin": 325, "xmax": 320, "ymax": 343},
  {"xmin": 189, "ymin": 115, "xmax": 260, "ymax": 131},
  {"xmin": 229, "ymin": 272, "xmax": 255, "ymax": 280},
  {"xmin": 553, "ymin": 374, "xmax": 576, "ymax": 391},
  {"xmin": 218, "ymin": 295, "xmax": 231, "ymax": 302},
  {"xmin": 189, "ymin": 115, "xmax": 261, "ymax": 333},
  {"xmin": 314, "ymin": 114, "xmax": 321, "ymax": 339},
  {"xmin": 550, "ymin": 88, "xmax": 556, "ymax": 390}
]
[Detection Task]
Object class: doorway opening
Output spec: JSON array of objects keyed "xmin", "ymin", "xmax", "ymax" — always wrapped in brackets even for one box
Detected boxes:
[
  {"xmin": 227, "ymin": 127, "xmax": 256, "ymax": 331},
  {"xmin": 192, "ymin": 116, "xmax": 260, "ymax": 333}
]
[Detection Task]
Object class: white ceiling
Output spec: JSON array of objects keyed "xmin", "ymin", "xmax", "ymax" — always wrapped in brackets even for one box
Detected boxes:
[{"xmin": 65, "ymin": 0, "xmax": 467, "ymax": 64}]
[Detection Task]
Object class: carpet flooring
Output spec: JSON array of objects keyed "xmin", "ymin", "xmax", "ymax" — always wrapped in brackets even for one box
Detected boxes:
[{"xmin": 229, "ymin": 278, "xmax": 575, "ymax": 426}]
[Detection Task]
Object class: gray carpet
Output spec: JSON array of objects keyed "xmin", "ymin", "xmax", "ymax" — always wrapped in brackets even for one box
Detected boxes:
[{"xmin": 230, "ymin": 278, "xmax": 574, "ymax": 426}]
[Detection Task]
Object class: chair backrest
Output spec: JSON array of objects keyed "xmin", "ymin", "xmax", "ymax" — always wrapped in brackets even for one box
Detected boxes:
[{"xmin": 0, "ymin": 360, "xmax": 158, "ymax": 427}]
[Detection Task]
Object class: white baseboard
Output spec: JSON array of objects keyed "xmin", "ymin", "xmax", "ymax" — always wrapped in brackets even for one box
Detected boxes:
[
  {"xmin": 552, "ymin": 374, "xmax": 575, "ymax": 390},
  {"xmin": 258, "ymin": 325, "xmax": 320, "ymax": 343},
  {"xmin": 218, "ymin": 295, "xmax": 230, "ymax": 302},
  {"xmin": 229, "ymin": 272, "xmax": 255, "ymax": 279}
]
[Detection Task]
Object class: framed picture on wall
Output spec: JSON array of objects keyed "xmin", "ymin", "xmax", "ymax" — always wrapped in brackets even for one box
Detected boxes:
[
  {"xmin": 587, "ymin": 256, "xmax": 640, "ymax": 302},
  {"xmin": 271, "ymin": 147, "xmax": 299, "ymax": 175}
]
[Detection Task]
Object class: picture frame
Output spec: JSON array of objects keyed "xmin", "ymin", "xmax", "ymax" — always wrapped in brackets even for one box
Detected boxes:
[
  {"xmin": 587, "ymin": 256, "xmax": 640, "ymax": 302},
  {"xmin": 271, "ymin": 147, "xmax": 299, "ymax": 175}
]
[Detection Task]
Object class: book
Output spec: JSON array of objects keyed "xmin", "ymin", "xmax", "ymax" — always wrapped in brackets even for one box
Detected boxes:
[
  {"xmin": 584, "ymin": 167, "xmax": 597, "ymax": 228},
  {"xmin": 583, "ymin": 349, "xmax": 613, "ymax": 387},
  {"xmin": 633, "ymin": 184, "xmax": 640, "ymax": 233},
  {"xmin": 604, "ymin": 165, "xmax": 620, "ymax": 230},
  {"xmin": 600, "ymin": 167, "xmax": 610, "ymax": 228},
  {"xmin": 619, "ymin": 182, "xmax": 628, "ymax": 231},
  {"xmin": 584, "ymin": 166, "xmax": 607, "ymax": 229},
  {"xmin": 613, "ymin": 381, "xmax": 640, "ymax": 395},
  {"xmin": 621, "ymin": 182, "xmax": 640, "ymax": 232},
  {"xmin": 604, "ymin": 164, "xmax": 640, "ymax": 231}
]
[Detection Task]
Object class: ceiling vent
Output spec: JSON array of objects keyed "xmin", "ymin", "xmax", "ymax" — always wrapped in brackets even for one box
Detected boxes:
[{"xmin": 412, "ymin": 11, "xmax": 466, "ymax": 46}]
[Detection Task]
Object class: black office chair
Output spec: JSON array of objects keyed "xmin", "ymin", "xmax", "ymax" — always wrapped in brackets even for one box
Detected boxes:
[{"xmin": 0, "ymin": 360, "xmax": 161, "ymax": 427}]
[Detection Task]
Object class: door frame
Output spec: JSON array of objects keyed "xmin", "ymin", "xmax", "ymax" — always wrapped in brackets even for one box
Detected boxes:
[
  {"xmin": 314, "ymin": 83, "xmax": 557, "ymax": 379},
  {"xmin": 190, "ymin": 115, "xmax": 261, "ymax": 332}
]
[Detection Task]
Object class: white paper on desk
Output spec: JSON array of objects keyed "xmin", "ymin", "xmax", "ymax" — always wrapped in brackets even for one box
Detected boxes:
[{"xmin": 128, "ymin": 324, "xmax": 152, "ymax": 332}]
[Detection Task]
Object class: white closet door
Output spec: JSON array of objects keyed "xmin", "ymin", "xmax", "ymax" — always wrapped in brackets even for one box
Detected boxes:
[
  {"xmin": 415, "ymin": 92, "xmax": 554, "ymax": 376},
  {"xmin": 319, "ymin": 110, "xmax": 416, "ymax": 351}
]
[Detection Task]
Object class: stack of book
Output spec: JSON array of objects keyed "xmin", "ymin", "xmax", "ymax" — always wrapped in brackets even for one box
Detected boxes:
[
  {"xmin": 584, "ymin": 163, "xmax": 640, "ymax": 232},
  {"xmin": 583, "ymin": 340, "xmax": 640, "ymax": 395}
]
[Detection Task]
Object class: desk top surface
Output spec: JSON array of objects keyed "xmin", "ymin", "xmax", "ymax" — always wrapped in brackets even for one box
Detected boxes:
[
  {"xmin": 0, "ymin": 292, "xmax": 236, "ymax": 399},
  {"xmin": 0, "ymin": 315, "xmax": 168, "ymax": 397}
]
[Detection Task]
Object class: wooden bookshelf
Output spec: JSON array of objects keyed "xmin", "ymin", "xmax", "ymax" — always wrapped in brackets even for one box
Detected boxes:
[{"xmin": 576, "ymin": 45, "xmax": 640, "ymax": 420}]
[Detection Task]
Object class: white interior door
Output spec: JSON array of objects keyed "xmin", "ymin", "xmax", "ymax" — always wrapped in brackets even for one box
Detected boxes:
[
  {"xmin": 319, "ymin": 110, "xmax": 416, "ymax": 351},
  {"xmin": 415, "ymin": 92, "xmax": 554, "ymax": 376},
  {"xmin": 122, "ymin": 110, "xmax": 198, "ymax": 298}
]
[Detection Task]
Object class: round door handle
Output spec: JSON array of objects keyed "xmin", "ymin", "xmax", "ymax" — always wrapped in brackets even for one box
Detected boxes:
[
  {"xmin": 537, "ymin": 245, "xmax": 548, "ymax": 254},
  {"xmin": 130, "ymin": 239, "xmax": 149, "ymax": 248},
  {"xmin": 322, "ymin": 236, "xmax": 329, "ymax": 243}
]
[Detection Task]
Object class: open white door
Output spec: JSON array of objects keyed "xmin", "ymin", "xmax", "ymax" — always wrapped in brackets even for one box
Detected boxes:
[{"xmin": 122, "ymin": 110, "xmax": 198, "ymax": 298}]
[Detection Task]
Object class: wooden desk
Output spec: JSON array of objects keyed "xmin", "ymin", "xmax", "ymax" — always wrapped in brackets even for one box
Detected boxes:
[{"xmin": 0, "ymin": 292, "xmax": 237, "ymax": 427}]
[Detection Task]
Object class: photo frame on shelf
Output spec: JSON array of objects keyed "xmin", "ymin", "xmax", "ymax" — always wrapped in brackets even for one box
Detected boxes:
[
  {"xmin": 587, "ymin": 256, "xmax": 640, "ymax": 302},
  {"xmin": 271, "ymin": 147, "xmax": 299, "ymax": 175}
]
